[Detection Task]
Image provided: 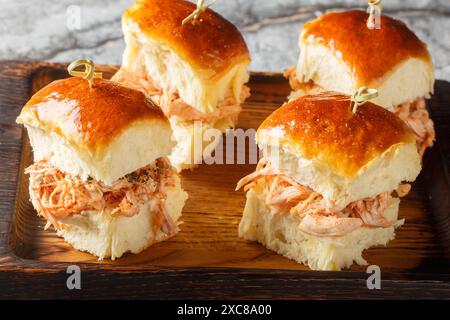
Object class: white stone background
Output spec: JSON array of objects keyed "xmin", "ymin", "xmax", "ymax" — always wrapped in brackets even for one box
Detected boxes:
[{"xmin": 1, "ymin": 0, "xmax": 449, "ymax": 81}]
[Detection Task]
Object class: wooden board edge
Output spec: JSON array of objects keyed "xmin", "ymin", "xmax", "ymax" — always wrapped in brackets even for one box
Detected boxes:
[
  {"xmin": 0, "ymin": 61, "xmax": 38, "ymax": 264},
  {"xmin": 0, "ymin": 267, "xmax": 450, "ymax": 299},
  {"xmin": 422, "ymin": 142, "xmax": 450, "ymax": 260}
]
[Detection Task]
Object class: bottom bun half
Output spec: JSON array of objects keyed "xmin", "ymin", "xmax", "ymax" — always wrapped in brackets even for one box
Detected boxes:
[
  {"xmin": 56, "ymin": 176, "xmax": 188, "ymax": 260},
  {"xmin": 239, "ymin": 188, "xmax": 403, "ymax": 271}
]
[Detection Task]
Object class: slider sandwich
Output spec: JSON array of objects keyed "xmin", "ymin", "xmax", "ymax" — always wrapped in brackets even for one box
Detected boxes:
[
  {"xmin": 17, "ymin": 64, "xmax": 188, "ymax": 260},
  {"xmin": 113, "ymin": 0, "xmax": 251, "ymax": 170},
  {"xmin": 236, "ymin": 92, "xmax": 421, "ymax": 270},
  {"xmin": 285, "ymin": 10, "xmax": 435, "ymax": 155}
]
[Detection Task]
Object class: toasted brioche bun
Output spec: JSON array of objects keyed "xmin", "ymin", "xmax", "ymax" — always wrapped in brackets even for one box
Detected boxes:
[
  {"xmin": 17, "ymin": 77, "xmax": 174, "ymax": 185},
  {"xmin": 118, "ymin": 0, "xmax": 250, "ymax": 114},
  {"xmin": 123, "ymin": 0, "xmax": 250, "ymax": 77},
  {"xmin": 257, "ymin": 92, "xmax": 421, "ymax": 209},
  {"xmin": 57, "ymin": 176, "xmax": 188, "ymax": 260},
  {"xmin": 294, "ymin": 10, "xmax": 434, "ymax": 109},
  {"xmin": 239, "ymin": 185, "xmax": 403, "ymax": 271}
]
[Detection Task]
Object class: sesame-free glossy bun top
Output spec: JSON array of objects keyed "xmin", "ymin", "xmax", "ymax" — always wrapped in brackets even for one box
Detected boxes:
[
  {"xmin": 123, "ymin": 0, "xmax": 250, "ymax": 77},
  {"xmin": 17, "ymin": 77, "xmax": 167, "ymax": 154},
  {"xmin": 301, "ymin": 10, "xmax": 432, "ymax": 87},
  {"xmin": 258, "ymin": 92, "xmax": 416, "ymax": 177}
]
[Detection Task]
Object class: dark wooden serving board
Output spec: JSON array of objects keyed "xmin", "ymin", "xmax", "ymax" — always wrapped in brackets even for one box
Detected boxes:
[{"xmin": 0, "ymin": 61, "xmax": 449, "ymax": 299}]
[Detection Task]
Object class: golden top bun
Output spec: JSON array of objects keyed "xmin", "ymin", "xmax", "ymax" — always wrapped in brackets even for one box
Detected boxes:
[
  {"xmin": 17, "ymin": 77, "xmax": 167, "ymax": 154},
  {"xmin": 301, "ymin": 10, "xmax": 432, "ymax": 87},
  {"xmin": 123, "ymin": 0, "xmax": 250, "ymax": 78},
  {"xmin": 258, "ymin": 92, "xmax": 416, "ymax": 177}
]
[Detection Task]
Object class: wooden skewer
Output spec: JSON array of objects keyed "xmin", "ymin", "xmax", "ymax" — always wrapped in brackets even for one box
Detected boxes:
[
  {"xmin": 351, "ymin": 87, "xmax": 378, "ymax": 113},
  {"xmin": 67, "ymin": 59, "xmax": 102, "ymax": 88}
]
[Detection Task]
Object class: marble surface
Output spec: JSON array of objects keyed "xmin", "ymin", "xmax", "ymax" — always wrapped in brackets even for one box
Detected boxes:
[{"xmin": 1, "ymin": 0, "xmax": 450, "ymax": 80}]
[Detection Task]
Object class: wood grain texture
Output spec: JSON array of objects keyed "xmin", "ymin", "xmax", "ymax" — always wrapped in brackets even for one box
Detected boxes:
[{"xmin": 0, "ymin": 61, "xmax": 449, "ymax": 299}]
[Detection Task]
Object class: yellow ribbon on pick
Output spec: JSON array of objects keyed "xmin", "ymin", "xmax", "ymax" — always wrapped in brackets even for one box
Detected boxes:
[
  {"xmin": 182, "ymin": 0, "xmax": 217, "ymax": 25},
  {"xmin": 367, "ymin": 0, "xmax": 382, "ymax": 29},
  {"xmin": 351, "ymin": 87, "xmax": 378, "ymax": 113},
  {"xmin": 67, "ymin": 59, "xmax": 103, "ymax": 88}
]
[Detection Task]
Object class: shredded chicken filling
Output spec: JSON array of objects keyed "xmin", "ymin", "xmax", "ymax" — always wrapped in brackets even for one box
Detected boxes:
[
  {"xmin": 26, "ymin": 158, "xmax": 178, "ymax": 235},
  {"xmin": 112, "ymin": 69, "xmax": 250, "ymax": 125},
  {"xmin": 237, "ymin": 158, "xmax": 410, "ymax": 237},
  {"xmin": 284, "ymin": 67, "xmax": 435, "ymax": 155},
  {"xmin": 284, "ymin": 67, "xmax": 320, "ymax": 95},
  {"xmin": 393, "ymin": 99, "xmax": 435, "ymax": 156}
]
